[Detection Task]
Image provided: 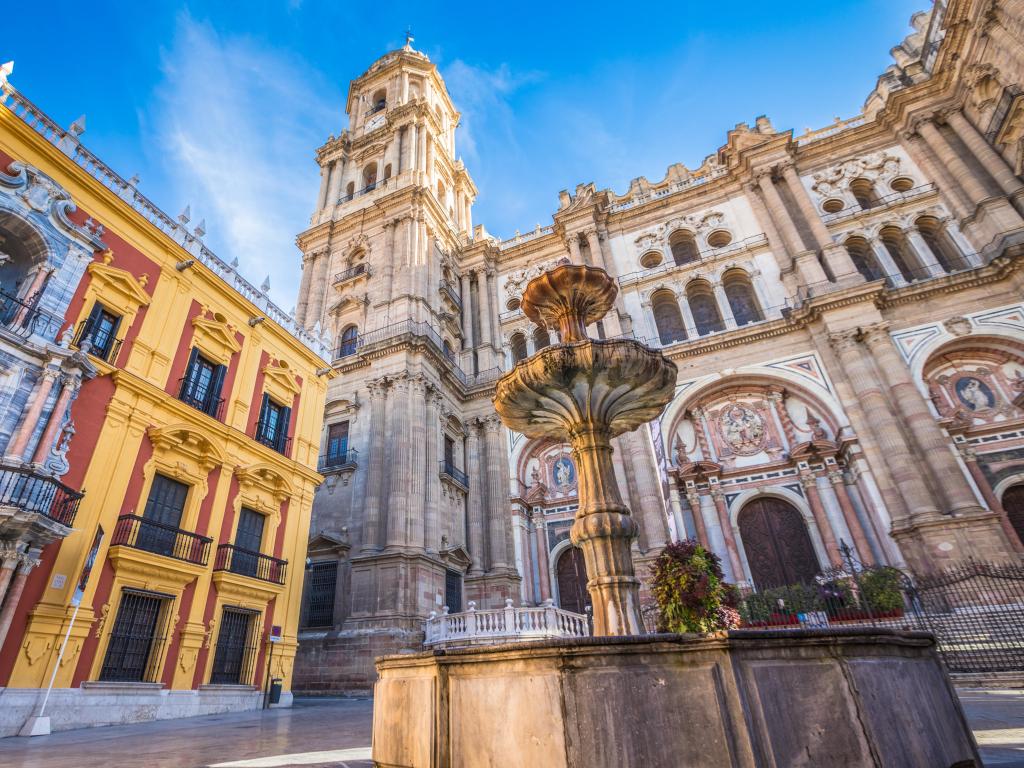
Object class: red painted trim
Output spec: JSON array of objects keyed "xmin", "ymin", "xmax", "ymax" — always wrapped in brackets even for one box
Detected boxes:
[
  {"xmin": 191, "ymin": 589, "xmax": 218, "ymax": 689},
  {"xmin": 160, "ymin": 581, "xmax": 196, "ymax": 687},
  {"xmin": 195, "ymin": 467, "xmax": 223, "ymax": 539},
  {"xmin": 62, "ymin": 374, "xmax": 115, "ymax": 491},
  {"xmin": 273, "ymin": 499, "xmax": 290, "ymax": 560},
  {"xmin": 245, "ymin": 351, "xmax": 270, "ymax": 437},
  {"xmin": 218, "ymin": 475, "xmax": 241, "ymax": 545},
  {"xmin": 165, "ymin": 300, "xmax": 202, "ymax": 395}
]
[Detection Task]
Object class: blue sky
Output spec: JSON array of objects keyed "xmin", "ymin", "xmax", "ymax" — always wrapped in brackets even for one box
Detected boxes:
[{"xmin": 5, "ymin": 0, "xmax": 923, "ymax": 307}]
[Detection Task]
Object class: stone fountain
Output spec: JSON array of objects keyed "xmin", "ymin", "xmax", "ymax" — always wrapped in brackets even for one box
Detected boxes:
[{"xmin": 371, "ymin": 265, "xmax": 981, "ymax": 767}]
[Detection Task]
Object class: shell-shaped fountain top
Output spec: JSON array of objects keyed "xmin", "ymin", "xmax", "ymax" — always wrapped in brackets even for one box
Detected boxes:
[{"xmin": 521, "ymin": 264, "xmax": 617, "ymax": 343}]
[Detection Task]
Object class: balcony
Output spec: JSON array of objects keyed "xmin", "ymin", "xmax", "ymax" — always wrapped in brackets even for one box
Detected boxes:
[
  {"xmin": 177, "ymin": 378, "xmax": 225, "ymax": 420},
  {"xmin": 339, "ymin": 178, "xmax": 389, "ymax": 203},
  {"xmin": 335, "ymin": 319, "xmax": 469, "ymax": 385},
  {"xmin": 439, "ymin": 280, "xmax": 462, "ymax": 312},
  {"xmin": 424, "ymin": 599, "xmax": 590, "ymax": 649},
  {"xmin": 214, "ymin": 544, "xmax": 287, "ymax": 585},
  {"xmin": 0, "ymin": 465, "xmax": 83, "ymax": 527},
  {"xmin": 111, "ymin": 514, "xmax": 212, "ymax": 566},
  {"xmin": 254, "ymin": 420, "xmax": 290, "ymax": 455},
  {"xmin": 365, "ymin": 101, "xmax": 386, "ymax": 117},
  {"xmin": 318, "ymin": 447, "xmax": 359, "ymax": 472},
  {"xmin": 439, "ymin": 459, "xmax": 468, "ymax": 489},
  {"xmin": 71, "ymin": 319, "xmax": 122, "ymax": 363},
  {"xmin": 333, "ymin": 263, "xmax": 369, "ymax": 287},
  {"xmin": 821, "ymin": 182, "xmax": 938, "ymax": 225},
  {"xmin": 0, "ymin": 288, "xmax": 61, "ymax": 340}
]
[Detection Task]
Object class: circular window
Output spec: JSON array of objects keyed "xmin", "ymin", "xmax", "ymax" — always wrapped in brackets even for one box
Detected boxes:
[
  {"xmin": 707, "ymin": 230, "xmax": 732, "ymax": 248},
  {"xmin": 640, "ymin": 251, "xmax": 663, "ymax": 269},
  {"xmin": 822, "ymin": 198, "xmax": 845, "ymax": 213},
  {"xmin": 506, "ymin": 297, "xmax": 521, "ymax": 311},
  {"xmin": 890, "ymin": 176, "xmax": 914, "ymax": 192}
]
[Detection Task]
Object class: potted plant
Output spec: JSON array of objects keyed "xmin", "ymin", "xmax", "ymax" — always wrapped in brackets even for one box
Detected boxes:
[{"xmin": 650, "ymin": 539, "xmax": 740, "ymax": 634}]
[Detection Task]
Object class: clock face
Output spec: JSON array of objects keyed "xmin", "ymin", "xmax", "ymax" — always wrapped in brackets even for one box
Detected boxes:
[{"xmin": 366, "ymin": 114, "xmax": 385, "ymax": 132}]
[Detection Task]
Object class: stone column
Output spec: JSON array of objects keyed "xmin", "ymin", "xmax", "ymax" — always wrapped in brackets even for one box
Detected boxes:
[
  {"xmin": 460, "ymin": 271, "xmax": 473, "ymax": 346},
  {"xmin": 743, "ymin": 181, "xmax": 798, "ymax": 294},
  {"xmin": 900, "ymin": 129, "xmax": 972, "ymax": 220},
  {"xmin": 477, "ymin": 271, "xmax": 492, "ymax": 351},
  {"xmin": 712, "ymin": 281, "xmax": 737, "ymax": 329},
  {"xmin": 32, "ymin": 375, "xmax": 77, "ymax": 465},
  {"xmin": 756, "ymin": 169, "xmax": 828, "ymax": 286},
  {"xmin": 711, "ymin": 489, "xmax": 745, "ymax": 581},
  {"xmin": 0, "ymin": 546, "xmax": 19, "ymax": 609},
  {"xmin": 423, "ymin": 389, "xmax": 440, "ymax": 553},
  {"xmin": 828, "ymin": 469, "xmax": 875, "ymax": 564},
  {"xmin": 326, "ymin": 159, "xmax": 345, "ymax": 205},
  {"xmin": 417, "ymin": 122, "xmax": 428, "ymax": 173},
  {"xmin": 382, "ymin": 218, "xmax": 398, "ymax": 306},
  {"xmin": 483, "ymin": 417, "xmax": 509, "ymax": 570},
  {"xmin": 860, "ymin": 323, "xmax": 987, "ymax": 518},
  {"xmin": 917, "ymin": 120, "xmax": 997, "ymax": 209},
  {"xmin": 828, "ymin": 330, "xmax": 939, "ymax": 522},
  {"xmin": 407, "ymin": 378, "xmax": 427, "ymax": 550},
  {"xmin": 585, "ymin": 229, "xmax": 607, "ymax": 271},
  {"xmin": 678, "ymin": 297, "xmax": 699, "ymax": 339},
  {"xmin": 780, "ymin": 163, "xmax": 860, "ymax": 281},
  {"xmin": 533, "ymin": 514, "xmax": 551, "ymax": 601},
  {"xmin": 465, "ymin": 422, "xmax": 485, "ymax": 574},
  {"xmin": 800, "ymin": 473, "xmax": 843, "ymax": 567},
  {"xmin": 868, "ymin": 236, "xmax": 907, "ymax": 286},
  {"xmin": 667, "ymin": 481, "xmax": 687, "ymax": 541},
  {"xmin": 361, "ymin": 380, "xmax": 389, "ymax": 552},
  {"xmin": 315, "ymin": 164, "xmax": 330, "ymax": 210},
  {"xmin": 487, "ymin": 268, "xmax": 501, "ymax": 349},
  {"xmin": 622, "ymin": 431, "xmax": 669, "ymax": 551},
  {"xmin": 0, "ymin": 551, "xmax": 39, "ymax": 651},
  {"xmin": 385, "ymin": 377, "xmax": 412, "ymax": 548},
  {"xmin": 7, "ymin": 369, "xmax": 58, "ymax": 461},
  {"xmin": 946, "ymin": 109, "xmax": 1024, "ymax": 198},
  {"xmin": 566, "ymin": 236, "xmax": 583, "ymax": 265},
  {"xmin": 904, "ymin": 228, "xmax": 946, "ymax": 278},
  {"xmin": 684, "ymin": 491, "xmax": 709, "ymax": 546},
  {"xmin": 295, "ymin": 253, "xmax": 315, "ymax": 327}
]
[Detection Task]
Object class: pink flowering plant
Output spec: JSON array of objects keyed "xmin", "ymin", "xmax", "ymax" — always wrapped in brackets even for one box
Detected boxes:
[{"xmin": 650, "ymin": 539, "xmax": 740, "ymax": 634}]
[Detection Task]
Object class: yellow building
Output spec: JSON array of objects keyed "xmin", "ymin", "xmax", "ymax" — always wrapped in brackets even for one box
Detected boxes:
[{"xmin": 0, "ymin": 69, "xmax": 330, "ymax": 734}]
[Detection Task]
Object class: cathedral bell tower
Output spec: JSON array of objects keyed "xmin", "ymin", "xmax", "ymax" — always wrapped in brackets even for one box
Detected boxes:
[{"xmin": 293, "ymin": 39, "xmax": 519, "ymax": 688}]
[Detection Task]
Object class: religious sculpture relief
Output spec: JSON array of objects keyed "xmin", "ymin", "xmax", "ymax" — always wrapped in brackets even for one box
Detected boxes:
[
  {"xmin": 925, "ymin": 348, "xmax": 1024, "ymax": 426},
  {"xmin": 716, "ymin": 403, "xmax": 767, "ymax": 456},
  {"xmin": 503, "ymin": 257, "xmax": 572, "ymax": 303},
  {"xmin": 810, "ymin": 151, "xmax": 903, "ymax": 197}
]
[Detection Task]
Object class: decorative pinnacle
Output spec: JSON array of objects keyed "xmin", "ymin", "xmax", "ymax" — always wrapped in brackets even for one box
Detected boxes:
[{"xmin": 404, "ymin": 26, "xmax": 414, "ymax": 49}]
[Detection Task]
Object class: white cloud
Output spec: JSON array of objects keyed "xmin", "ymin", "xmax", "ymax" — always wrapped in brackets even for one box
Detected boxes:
[{"xmin": 146, "ymin": 14, "xmax": 341, "ymax": 307}]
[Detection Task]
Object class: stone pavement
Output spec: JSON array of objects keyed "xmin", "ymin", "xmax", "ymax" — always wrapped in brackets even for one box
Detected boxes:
[
  {"xmin": 0, "ymin": 697, "xmax": 373, "ymax": 768},
  {"xmin": 0, "ymin": 688, "xmax": 1019, "ymax": 766}
]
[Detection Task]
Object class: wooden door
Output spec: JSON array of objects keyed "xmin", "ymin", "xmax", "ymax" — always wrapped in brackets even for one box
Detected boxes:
[
  {"xmin": 738, "ymin": 497, "xmax": 820, "ymax": 588},
  {"xmin": 1003, "ymin": 485, "xmax": 1024, "ymax": 548},
  {"xmin": 556, "ymin": 546, "xmax": 591, "ymax": 615}
]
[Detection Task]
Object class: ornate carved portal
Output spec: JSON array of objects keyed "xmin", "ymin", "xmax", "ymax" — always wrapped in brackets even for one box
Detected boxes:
[
  {"xmin": 1002, "ymin": 485, "xmax": 1024, "ymax": 546},
  {"xmin": 738, "ymin": 498, "xmax": 820, "ymax": 589},
  {"xmin": 555, "ymin": 546, "xmax": 591, "ymax": 615}
]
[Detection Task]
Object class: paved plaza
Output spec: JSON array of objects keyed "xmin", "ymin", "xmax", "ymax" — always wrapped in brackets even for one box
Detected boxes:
[{"xmin": 0, "ymin": 689, "xmax": 1020, "ymax": 767}]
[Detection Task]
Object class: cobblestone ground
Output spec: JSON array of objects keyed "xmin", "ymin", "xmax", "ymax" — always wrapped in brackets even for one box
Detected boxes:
[{"xmin": 0, "ymin": 689, "xmax": 1020, "ymax": 766}]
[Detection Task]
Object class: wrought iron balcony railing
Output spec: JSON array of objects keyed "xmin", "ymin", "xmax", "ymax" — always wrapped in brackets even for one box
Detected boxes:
[
  {"xmin": 820, "ymin": 182, "xmax": 938, "ymax": 225},
  {"xmin": 111, "ymin": 514, "xmax": 212, "ymax": 566},
  {"xmin": 254, "ymin": 420, "xmax": 290, "ymax": 455},
  {"xmin": 318, "ymin": 447, "xmax": 358, "ymax": 472},
  {"xmin": 440, "ymin": 459, "xmax": 468, "ymax": 488},
  {"xmin": 214, "ymin": 543, "xmax": 287, "ymax": 585},
  {"xmin": 70, "ymin": 319, "xmax": 123, "ymax": 363},
  {"xmin": 0, "ymin": 288, "xmax": 61, "ymax": 340},
  {"xmin": 333, "ymin": 263, "xmax": 368, "ymax": 285},
  {"xmin": 177, "ymin": 378, "xmax": 225, "ymax": 420},
  {"xmin": 0, "ymin": 465, "xmax": 83, "ymax": 527},
  {"xmin": 439, "ymin": 280, "xmax": 462, "ymax": 311}
]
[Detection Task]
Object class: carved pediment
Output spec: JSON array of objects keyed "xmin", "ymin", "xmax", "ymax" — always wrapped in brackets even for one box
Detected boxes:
[
  {"xmin": 439, "ymin": 543, "xmax": 472, "ymax": 571},
  {"xmin": 192, "ymin": 310, "xmax": 241, "ymax": 362},
  {"xmin": 308, "ymin": 530, "xmax": 350, "ymax": 557},
  {"xmin": 235, "ymin": 463, "xmax": 294, "ymax": 507},
  {"xmin": 148, "ymin": 424, "xmax": 225, "ymax": 472},
  {"xmin": 263, "ymin": 358, "xmax": 300, "ymax": 402},
  {"xmin": 87, "ymin": 251, "xmax": 152, "ymax": 311}
]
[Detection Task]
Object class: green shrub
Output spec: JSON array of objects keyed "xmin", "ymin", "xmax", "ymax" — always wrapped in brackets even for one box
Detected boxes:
[
  {"xmin": 650, "ymin": 540, "xmax": 740, "ymax": 634},
  {"xmin": 858, "ymin": 567, "xmax": 905, "ymax": 612}
]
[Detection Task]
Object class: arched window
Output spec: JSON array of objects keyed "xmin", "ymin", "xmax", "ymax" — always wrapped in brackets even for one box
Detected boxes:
[
  {"xmin": 370, "ymin": 88, "xmax": 386, "ymax": 113},
  {"xmin": 686, "ymin": 280, "xmax": 724, "ymax": 335},
  {"xmin": 669, "ymin": 231, "xmax": 699, "ymax": 266},
  {"xmin": 533, "ymin": 327, "xmax": 551, "ymax": 351},
  {"xmin": 362, "ymin": 164, "xmax": 377, "ymax": 191},
  {"xmin": 844, "ymin": 236, "xmax": 884, "ymax": 282},
  {"xmin": 915, "ymin": 216, "xmax": 968, "ymax": 273},
  {"xmin": 345, "ymin": 181, "xmax": 355, "ymax": 199},
  {"xmin": 0, "ymin": 216, "xmax": 46, "ymax": 300},
  {"xmin": 722, "ymin": 270, "xmax": 763, "ymax": 326},
  {"xmin": 651, "ymin": 290, "xmax": 687, "ymax": 345},
  {"xmin": 338, "ymin": 325, "xmax": 358, "ymax": 358},
  {"xmin": 383, "ymin": 164, "xmax": 393, "ymax": 180},
  {"xmin": 850, "ymin": 178, "xmax": 879, "ymax": 210},
  {"xmin": 510, "ymin": 333, "xmax": 528, "ymax": 362},
  {"xmin": 879, "ymin": 226, "xmax": 920, "ymax": 283},
  {"xmin": 1002, "ymin": 485, "xmax": 1024, "ymax": 548}
]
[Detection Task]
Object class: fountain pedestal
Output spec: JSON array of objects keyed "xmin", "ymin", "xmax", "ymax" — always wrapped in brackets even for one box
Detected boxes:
[{"xmin": 371, "ymin": 265, "xmax": 980, "ymax": 767}]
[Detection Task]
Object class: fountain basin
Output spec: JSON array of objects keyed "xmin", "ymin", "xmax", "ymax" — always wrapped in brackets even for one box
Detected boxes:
[{"xmin": 372, "ymin": 629, "xmax": 979, "ymax": 767}]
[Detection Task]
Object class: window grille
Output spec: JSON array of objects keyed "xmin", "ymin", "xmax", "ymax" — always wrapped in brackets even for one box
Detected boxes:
[
  {"xmin": 445, "ymin": 569, "xmax": 463, "ymax": 613},
  {"xmin": 99, "ymin": 589, "xmax": 173, "ymax": 682},
  {"xmin": 210, "ymin": 607, "xmax": 260, "ymax": 685},
  {"xmin": 304, "ymin": 561, "xmax": 338, "ymax": 627}
]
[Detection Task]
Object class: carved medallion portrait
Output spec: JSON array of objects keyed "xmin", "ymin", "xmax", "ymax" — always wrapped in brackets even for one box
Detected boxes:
[
  {"xmin": 955, "ymin": 376, "xmax": 995, "ymax": 412},
  {"xmin": 552, "ymin": 456, "xmax": 576, "ymax": 491},
  {"xmin": 718, "ymin": 404, "xmax": 767, "ymax": 455}
]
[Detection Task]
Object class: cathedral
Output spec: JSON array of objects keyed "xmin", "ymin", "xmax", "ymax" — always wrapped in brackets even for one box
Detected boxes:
[{"xmin": 292, "ymin": 0, "xmax": 1024, "ymax": 691}]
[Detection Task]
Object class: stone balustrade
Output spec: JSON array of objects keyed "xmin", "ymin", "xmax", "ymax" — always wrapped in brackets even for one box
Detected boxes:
[{"xmin": 424, "ymin": 599, "xmax": 589, "ymax": 648}]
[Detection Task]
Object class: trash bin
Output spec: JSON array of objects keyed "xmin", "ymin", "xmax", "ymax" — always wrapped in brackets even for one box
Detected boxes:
[{"xmin": 268, "ymin": 678, "xmax": 283, "ymax": 705}]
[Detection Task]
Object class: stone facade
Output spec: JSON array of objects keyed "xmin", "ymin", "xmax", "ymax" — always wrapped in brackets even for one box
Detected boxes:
[{"xmin": 295, "ymin": 1, "xmax": 1024, "ymax": 690}]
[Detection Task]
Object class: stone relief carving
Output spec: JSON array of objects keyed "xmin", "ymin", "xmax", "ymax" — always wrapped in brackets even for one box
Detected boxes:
[
  {"xmin": 810, "ymin": 151, "xmax": 902, "ymax": 196},
  {"xmin": 503, "ymin": 257, "xmax": 571, "ymax": 300}
]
